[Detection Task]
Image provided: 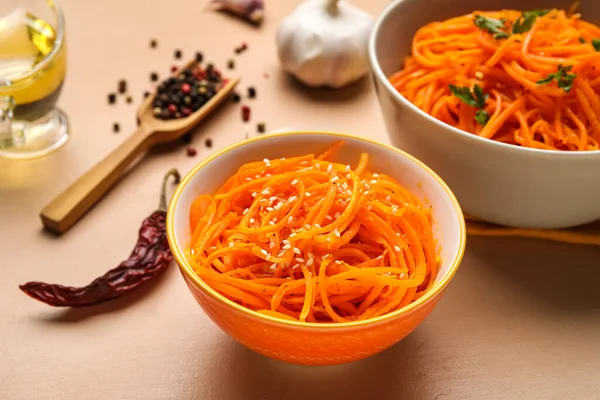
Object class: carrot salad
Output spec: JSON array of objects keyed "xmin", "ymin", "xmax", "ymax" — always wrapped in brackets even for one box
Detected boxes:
[
  {"xmin": 390, "ymin": 9, "xmax": 600, "ymax": 151},
  {"xmin": 185, "ymin": 142, "xmax": 438, "ymax": 323}
]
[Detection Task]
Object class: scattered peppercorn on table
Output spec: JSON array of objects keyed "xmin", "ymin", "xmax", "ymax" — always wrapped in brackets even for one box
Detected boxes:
[{"xmin": 1, "ymin": 0, "xmax": 599, "ymax": 399}]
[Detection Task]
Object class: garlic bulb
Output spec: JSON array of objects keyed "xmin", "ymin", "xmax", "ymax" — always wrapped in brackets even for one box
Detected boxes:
[{"xmin": 276, "ymin": 0, "xmax": 374, "ymax": 88}]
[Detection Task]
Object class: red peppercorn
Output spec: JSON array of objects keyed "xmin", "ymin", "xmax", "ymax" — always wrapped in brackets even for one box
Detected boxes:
[
  {"xmin": 168, "ymin": 104, "xmax": 177, "ymax": 113},
  {"xmin": 171, "ymin": 65, "xmax": 178, "ymax": 73},
  {"xmin": 181, "ymin": 83, "xmax": 191, "ymax": 93},
  {"xmin": 241, "ymin": 105, "xmax": 251, "ymax": 122},
  {"xmin": 186, "ymin": 146, "xmax": 197, "ymax": 157},
  {"xmin": 182, "ymin": 107, "xmax": 191, "ymax": 116},
  {"xmin": 196, "ymin": 71, "xmax": 205, "ymax": 80}
]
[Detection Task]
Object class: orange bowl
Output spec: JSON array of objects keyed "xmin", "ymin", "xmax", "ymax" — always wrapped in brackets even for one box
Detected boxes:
[{"xmin": 166, "ymin": 131, "xmax": 466, "ymax": 366}]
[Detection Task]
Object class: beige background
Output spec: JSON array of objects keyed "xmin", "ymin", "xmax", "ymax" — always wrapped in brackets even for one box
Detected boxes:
[{"xmin": 1, "ymin": 0, "xmax": 599, "ymax": 399}]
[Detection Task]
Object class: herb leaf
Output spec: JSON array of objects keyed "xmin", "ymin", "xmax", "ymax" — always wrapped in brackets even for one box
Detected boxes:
[
  {"xmin": 579, "ymin": 37, "xmax": 587, "ymax": 44},
  {"xmin": 449, "ymin": 84, "xmax": 490, "ymax": 125},
  {"xmin": 536, "ymin": 64, "xmax": 577, "ymax": 92},
  {"xmin": 474, "ymin": 15, "xmax": 509, "ymax": 39},
  {"xmin": 475, "ymin": 110, "xmax": 490, "ymax": 126},
  {"xmin": 592, "ymin": 39, "xmax": 600, "ymax": 51},
  {"xmin": 512, "ymin": 9, "xmax": 550, "ymax": 34}
]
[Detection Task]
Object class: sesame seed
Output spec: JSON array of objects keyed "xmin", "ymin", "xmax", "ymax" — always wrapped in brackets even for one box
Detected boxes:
[
  {"xmin": 269, "ymin": 242, "xmax": 275, "ymax": 249},
  {"xmin": 283, "ymin": 239, "xmax": 290, "ymax": 245},
  {"xmin": 364, "ymin": 191, "xmax": 369, "ymax": 196},
  {"xmin": 280, "ymin": 157, "xmax": 286, "ymax": 161},
  {"xmin": 305, "ymin": 192, "xmax": 311, "ymax": 197},
  {"xmin": 327, "ymin": 164, "xmax": 333, "ymax": 173},
  {"xmin": 377, "ymin": 255, "xmax": 383, "ymax": 259},
  {"xmin": 296, "ymin": 258, "xmax": 305, "ymax": 263},
  {"xmin": 301, "ymin": 161, "xmax": 308, "ymax": 165},
  {"xmin": 269, "ymin": 196, "xmax": 277, "ymax": 201},
  {"xmin": 287, "ymin": 216, "xmax": 294, "ymax": 224},
  {"xmin": 269, "ymin": 221, "xmax": 275, "ymax": 225},
  {"xmin": 334, "ymin": 212, "xmax": 340, "ymax": 218},
  {"xmin": 243, "ymin": 208, "xmax": 249, "ymax": 215},
  {"xmin": 250, "ymin": 218, "xmax": 255, "ymax": 224},
  {"xmin": 245, "ymin": 177, "xmax": 252, "ymax": 181},
  {"xmin": 370, "ymin": 180, "xmax": 377, "ymax": 184},
  {"xmin": 263, "ymin": 158, "xmax": 271, "ymax": 166},
  {"xmin": 364, "ymin": 183, "xmax": 371, "ymax": 190},
  {"xmin": 373, "ymin": 173, "xmax": 379, "ymax": 177},
  {"xmin": 392, "ymin": 207, "xmax": 398, "ymax": 213},
  {"xmin": 190, "ymin": 249, "xmax": 196, "ymax": 255},
  {"xmin": 396, "ymin": 232, "xmax": 401, "ymax": 236},
  {"xmin": 316, "ymin": 163, "xmax": 321, "ymax": 170},
  {"xmin": 335, "ymin": 260, "xmax": 342, "ymax": 265},
  {"xmin": 266, "ymin": 254, "xmax": 271, "ymax": 261},
  {"xmin": 229, "ymin": 242, "xmax": 235, "ymax": 248},
  {"xmin": 283, "ymin": 244, "xmax": 291, "ymax": 250},
  {"xmin": 346, "ymin": 174, "xmax": 351, "ymax": 179},
  {"xmin": 306, "ymin": 259, "xmax": 314, "ymax": 266},
  {"xmin": 265, "ymin": 173, "xmax": 271, "ymax": 177},
  {"xmin": 385, "ymin": 196, "xmax": 391, "ymax": 203},
  {"xmin": 331, "ymin": 176, "xmax": 339, "ymax": 183},
  {"xmin": 333, "ymin": 229, "xmax": 341, "ymax": 237},
  {"xmin": 342, "ymin": 182, "xmax": 348, "ymax": 190},
  {"xmin": 308, "ymin": 253, "xmax": 314, "ymax": 259},
  {"xmin": 270, "ymin": 263, "xmax": 277, "ymax": 271},
  {"xmin": 277, "ymin": 251, "xmax": 285, "ymax": 257},
  {"xmin": 288, "ymin": 196, "xmax": 297, "ymax": 202},
  {"xmin": 326, "ymin": 237, "xmax": 332, "ymax": 242},
  {"xmin": 255, "ymin": 175, "xmax": 261, "ymax": 179},
  {"xmin": 325, "ymin": 215, "xmax": 332, "ymax": 220},
  {"xmin": 315, "ymin": 223, "xmax": 321, "ymax": 228},
  {"xmin": 293, "ymin": 248, "xmax": 301, "ymax": 254},
  {"xmin": 260, "ymin": 249, "xmax": 268, "ymax": 256},
  {"xmin": 345, "ymin": 165, "xmax": 351, "ymax": 172},
  {"xmin": 394, "ymin": 245, "xmax": 401, "ymax": 252},
  {"xmin": 292, "ymin": 264, "xmax": 300, "ymax": 270},
  {"xmin": 261, "ymin": 189, "xmax": 270, "ymax": 195},
  {"xmin": 367, "ymin": 205, "xmax": 373, "ymax": 210},
  {"xmin": 274, "ymin": 203, "xmax": 282, "ymax": 210},
  {"xmin": 252, "ymin": 192, "xmax": 257, "ymax": 198},
  {"xmin": 289, "ymin": 232, "xmax": 297, "ymax": 237},
  {"xmin": 266, "ymin": 206, "xmax": 274, "ymax": 211},
  {"xmin": 291, "ymin": 179, "xmax": 298, "ymax": 185}
]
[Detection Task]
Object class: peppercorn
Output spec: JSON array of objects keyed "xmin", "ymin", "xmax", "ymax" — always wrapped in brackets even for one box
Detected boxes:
[
  {"xmin": 181, "ymin": 133, "xmax": 192, "ymax": 144},
  {"xmin": 150, "ymin": 72, "xmax": 159, "ymax": 82},
  {"xmin": 186, "ymin": 146, "xmax": 197, "ymax": 157},
  {"xmin": 171, "ymin": 65, "xmax": 178, "ymax": 73},
  {"xmin": 181, "ymin": 83, "xmax": 191, "ymax": 93},
  {"xmin": 205, "ymin": 138, "xmax": 213, "ymax": 148},
  {"xmin": 174, "ymin": 49, "xmax": 182, "ymax": 59},
  {"xmin": 195, "ymin": 52, "xmax": 204, "ymax": 63},
  {"xmin": 113, "ymin": 122, "xmax": 120, "ymax": 133},
  {"xmin": 108, "ymin": 93, "xmax": 117, "ymax": 104},
  {"xmin": 227, "ymin": 59, "xmax": 235, "ymax": 69},
  {"xmin": 235, "ymin": 42, "xmax": 248, "ymax": 54},
  {"xmin": 150, "ymin": 39, "xmax": 158, "ymax": 48},
  {"xmin": 184, "ymin": 96, "xmax": 192, "ymax": 105},
  {"xmin": 242, "ymin": 105, "xmax": 251, "ymax": 122},
  {"xmin": 232, "ymin": 93, "xmax": 241, "ymax": 103},
  {"xmin": 247, "ymin": 86, "xmax": 256, "ymax": 98},
  {"xmin": 168, "ymin": 104, "xmax": 177, "ymax": 113},
  {"xmin": 257, "ymin": 122, "xmax": 266, "ymax": 133},
  {"xmin": 118, "ymin": 80, "xmax": 127, "ymax": 94},
  {"xmin": 143, "ymin": 91, "xmax": 150, "ymax": 98},
  {"xmin": 182, "ymin": 107, "xmax": 192, "ymax": 116},
  {"xmin": 126, "ymin": 95, "xmax": 133, "ymax": 104}
]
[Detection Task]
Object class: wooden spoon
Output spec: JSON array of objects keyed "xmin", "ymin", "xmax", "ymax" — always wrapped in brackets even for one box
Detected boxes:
[{"xmin": 40, "ymin": 63, "xmax": 240, "ymax": 234}]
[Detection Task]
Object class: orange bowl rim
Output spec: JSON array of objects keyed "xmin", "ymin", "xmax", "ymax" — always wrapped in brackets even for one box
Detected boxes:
[{"xmin": 166, "ymin": 130, "xmax": 467, "ymax": 329}]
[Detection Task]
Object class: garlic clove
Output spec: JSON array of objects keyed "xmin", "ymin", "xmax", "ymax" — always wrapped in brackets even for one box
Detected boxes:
[
  {"xmin": 276, "ymin": 0, "xmax": 374, "ymax": 88},
  {"xmin": 211, "ymin": 0, "xmax": 264, "ymax": 24}
]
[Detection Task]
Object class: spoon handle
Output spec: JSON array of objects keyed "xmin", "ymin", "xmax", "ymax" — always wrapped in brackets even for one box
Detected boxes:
[{"xmin": 40, "ymin": 127, "xmax": 153, "ymax": 234}]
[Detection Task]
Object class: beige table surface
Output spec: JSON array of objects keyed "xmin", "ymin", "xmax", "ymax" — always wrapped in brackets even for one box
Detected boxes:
[{"xmin": 2, "ymin": 1, "xmax": 600, "ymax": 399}]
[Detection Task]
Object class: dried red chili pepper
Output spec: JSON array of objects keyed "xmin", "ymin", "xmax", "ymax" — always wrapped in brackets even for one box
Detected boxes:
[{"xmin": 19, "ymin": 169, "xmax": 181, "ymax": 307}]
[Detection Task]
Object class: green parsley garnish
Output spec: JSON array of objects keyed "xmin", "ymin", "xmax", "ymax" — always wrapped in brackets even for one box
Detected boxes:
[
  {"xmin": 474, "ymin": 15, "xmax": 509, "ymax": 39},
  {"xmin": 449, "ymin": 84, "xmax": 490, "ymax": 126},
  {"xmin": 512, "ymin": 9, "xmax": 549, "ymax": 34},
  {"xmin": 536, "ymin": 64, "xmax": 576, "ymax": 92},
  {"xmin": 592, "ymin": 39, "xmax": 600, "ymax": 51}
]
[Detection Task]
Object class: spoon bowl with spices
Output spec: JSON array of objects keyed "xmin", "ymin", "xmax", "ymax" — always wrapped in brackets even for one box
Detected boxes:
[{"xmin": 40, "ymin": 60, "xmax": 239, "ymax": 234}]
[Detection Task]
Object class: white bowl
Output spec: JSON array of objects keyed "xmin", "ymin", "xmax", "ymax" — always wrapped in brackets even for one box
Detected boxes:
[
  {"xmin": 369, "ymin": 0, "xmax": 600, "ymax": 229},
  {"xmin": 167, "ymin": 131, "xmax": 466, "ymax": 365}
]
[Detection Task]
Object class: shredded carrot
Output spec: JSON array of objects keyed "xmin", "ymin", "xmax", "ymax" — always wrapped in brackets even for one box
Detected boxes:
[
  {"xmin": 390, "ymin": 9, "xmax": 600, "ymax": 151},
  {"xmin": 185, "ymin": 142, "xmax": 439, "ymax": 323}
]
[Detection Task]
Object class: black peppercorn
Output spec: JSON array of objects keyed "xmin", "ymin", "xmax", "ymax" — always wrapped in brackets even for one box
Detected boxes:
[
  {"xmin": 248, "ymin": 86, "xmax": 256, "ymax": 98},
  {"xmin": 143, "ymin": 91, "xmax": 150, "ymax": 98},
  {"xmin": 205, "ymin": 138, "xmax": 213, "ymax": 148},
  {"xmin": 150, "ymin": 72, "xmax": 159, "ymax": 82},
  {"xmin": 150, "ymin": 39, "xmax": 157, "ymax": 48},
  {"xmin": 232, "ymin": 93, "xmax": 241, "ymax": 103},
  {"xmin": 227, "ymin": 59, "xmax": 235, "ymax": 69},
  {"xmin": 195, "ymin": 52, "xmax": 203, "ymax": 63},
  {"xmin": 118, "ymin": 80, "xmax": 127, "ymax": 94},
  {"xmin": 113, "ymin": 122, "xmax": 120, "ymax": 133},
  {"xmin": 108, "ymin": 93, "xmax": 117, "ymax": 104},
  {"xmin": 174, "ymin": 49, "xmax": 182, "ymax": 59},
  {"xmin": 126, "ymin": 95, "xmax": 133, "ymax": 104},
  {"xmin": 257, "ymin": 122, "xmax": 266, "ymax": 133}
]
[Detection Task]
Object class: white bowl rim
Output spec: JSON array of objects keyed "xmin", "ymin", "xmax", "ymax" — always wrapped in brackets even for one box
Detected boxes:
[
  {"xmin": 166, "ymin": 130, "xmax": 467, "ymax": 329},
  {"xmin": 368, "ymin": 0, "xmax": 600, "ymax": 159}
]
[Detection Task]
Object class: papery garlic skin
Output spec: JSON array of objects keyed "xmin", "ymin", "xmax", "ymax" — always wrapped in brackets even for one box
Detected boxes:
[{"xmin": 276, "ymin": 0, "xmax": 374, "ymax": 88}]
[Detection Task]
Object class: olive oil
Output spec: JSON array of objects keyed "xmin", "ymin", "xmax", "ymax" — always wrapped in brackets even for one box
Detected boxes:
[{"xmin": 0, "ymin": 8, "xmax": 66, "ymax": 120}]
